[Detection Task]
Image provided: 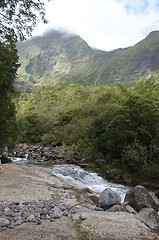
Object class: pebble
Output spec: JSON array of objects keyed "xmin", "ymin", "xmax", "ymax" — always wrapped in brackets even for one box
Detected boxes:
[
  {"xmin": 79, "ymin": 212, "xmax": 88, "ymax": 221},
  {"xmin": 0, "ymin": 198, "xmax": 79, "ymax": 230},
  {"xmin": 0, "ymin": 218, "xmax": 10, "ymax": 227}
]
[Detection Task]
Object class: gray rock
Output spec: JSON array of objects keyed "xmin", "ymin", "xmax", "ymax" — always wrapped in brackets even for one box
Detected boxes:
[
  {"xmin": 89, "ymin": 194, "xmax": 99, "ymax": 205},
  {"xmin": 98, "ymin": 188, "xmax": 121, "ymax": 210},
  {"xmin": 41, "ymin": 207, "xmax": 48, "ymax": 215},
  {"xmin": 81, "ymin": 211, "xmax": 159, "ymax": 240},
  {"xmin": 50, "ymin": 207, "xmax": 62, "ymax": 219},
  {"xmin": 34, "ymin": 211, "xmax": 40, "ymax": 219},
  {"xmin": 106, "ymin": 204, "xmax": 137, "ymax": 214},
  {"xmin": 123, "ymin": 204, "xmax": 137, "ymax": 214},
  {"xmin": 0, "ymin": 218, "xmax": 10, "ymax": 227},
  {"xmin": 27, "ymin": 214, "xmax": 36, "ymax": 222},
  {"xmin": 94, "ymin": 206, "xmax": 104, "ymax": 211},
  {"xmin": 107, "ymin": 204, "xmax": 123, "ymax": 212},
  {"xmin": 124, "ymin": 185, "xmax": 159, "ymax": 211},
  {"xmin": 136, "ymin": 207, "xmax": 159, "ymax": 231},
  {"xmin": 14, "ymin": 219, "xmax": 23, "ymax": 226},
  {"xmin": 79, "ymin": 212, "xmax": 88, "ymax": 221}
]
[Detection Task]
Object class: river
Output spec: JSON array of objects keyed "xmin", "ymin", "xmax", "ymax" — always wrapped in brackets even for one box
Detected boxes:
[{"xmin": 12, "ymin": 156, "xmax": 129, "ymax": 201}]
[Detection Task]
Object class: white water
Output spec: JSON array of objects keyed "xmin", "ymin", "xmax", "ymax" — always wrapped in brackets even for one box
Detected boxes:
[
  {"xmin": 11, "ymin": 154, "xmax": 29, "ymax": 163},
  {"xmin": 51, "ymin": 164, "xmax": 129, "ymax": 201},
  {"xmin": 11, "ymin": 156, "xmax": 130, "ymax": 201}
]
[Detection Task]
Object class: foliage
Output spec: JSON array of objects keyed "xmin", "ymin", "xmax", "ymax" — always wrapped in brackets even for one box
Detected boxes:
[
  {"xmin": 0, "ymin": 40, "xmax": 19, "ymax": 150},
  {"xmin": 0, "ymin": 0, "xmax": 47, "ymax": 151},
  {"xmin": 0, "ymin": 0, "xmax": 47, "ymax": 42},
  {"xmin": 16, "ymin": 75, "xmax": 159, "ymax": 182}
]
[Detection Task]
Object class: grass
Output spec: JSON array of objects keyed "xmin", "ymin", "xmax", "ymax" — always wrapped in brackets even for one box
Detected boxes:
[{"xmin": 74, "ymin": 220, "xmax": 98, "ymax": 240}]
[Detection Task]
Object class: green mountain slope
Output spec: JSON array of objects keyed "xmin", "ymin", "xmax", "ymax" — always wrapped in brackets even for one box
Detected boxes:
[{"xmin": 17, "ymin": 30, "xmax": 159, "ymax": 91}]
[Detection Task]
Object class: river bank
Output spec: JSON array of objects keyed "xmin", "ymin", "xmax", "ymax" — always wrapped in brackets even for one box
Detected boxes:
[
  {"xmin": 6, "ymin": 142, "xmax": 159, "ymax": 190},
  {"xmin": 0, "ymin": 163, "xmax": 159, "ymax": 240}
]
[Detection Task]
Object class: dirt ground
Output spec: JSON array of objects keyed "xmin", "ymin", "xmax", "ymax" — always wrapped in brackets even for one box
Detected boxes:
[
  {"xmin": 0, "ymin": 164, "xmax": 66, "ymax": 203},
  {"xmin": 0, "ymin": 164, "xmax": 81, "ymax": 240},
  {"xmin": 0, "ymin": 164, "xmax": 159, "ymax": 240},
  {"xmin": 0, "ymin": 218, "xmax": 79, "ymax": 240}
]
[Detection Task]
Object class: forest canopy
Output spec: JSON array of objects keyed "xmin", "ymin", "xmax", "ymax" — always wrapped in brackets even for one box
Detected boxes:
[{"xmin": 16, "ymin": 75, "xmax": 159, "ymax": 182}]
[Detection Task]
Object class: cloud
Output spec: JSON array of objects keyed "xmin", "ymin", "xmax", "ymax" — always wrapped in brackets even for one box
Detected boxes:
[{"xmin": 33, "ymin": 0, "xmax": 159, "ymax": 51}]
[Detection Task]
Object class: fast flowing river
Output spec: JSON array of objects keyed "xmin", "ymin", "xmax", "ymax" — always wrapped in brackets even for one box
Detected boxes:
[{"xmin": 12, "ymin": 157, "xmax": 129, "ymax": 201}]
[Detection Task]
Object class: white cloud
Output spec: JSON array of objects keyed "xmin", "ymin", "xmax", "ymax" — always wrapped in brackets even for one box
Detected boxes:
[{"xmin": 33, "ymin": 0, "xmax": 159, "ymax": 51}]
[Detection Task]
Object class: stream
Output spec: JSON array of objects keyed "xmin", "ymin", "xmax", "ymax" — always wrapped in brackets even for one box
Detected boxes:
[{"xmin": 12, "ymin": 157, "xmax": 129, "ymax": 202}]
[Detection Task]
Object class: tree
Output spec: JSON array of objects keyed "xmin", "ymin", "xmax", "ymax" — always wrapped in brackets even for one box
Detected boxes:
[
  {"xmin": 0, "ymin": 40, "xmax": 19, "ymax": 150},
  {"xmin": 0, "ymin": 0, "xmax": 47, "ymax": 151},
  {"xmin": 0, "ymin": 0, "xmax": 47, "ymax": 42}
]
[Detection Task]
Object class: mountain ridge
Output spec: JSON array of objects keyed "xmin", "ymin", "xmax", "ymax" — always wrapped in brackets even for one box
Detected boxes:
[{"xmin": 17, "ymin": 29, "xmax": 159, "ymax": 91}]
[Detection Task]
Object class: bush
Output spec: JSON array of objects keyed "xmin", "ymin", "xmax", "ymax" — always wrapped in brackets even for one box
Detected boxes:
[{"xmin": 121, "ymin": 141, "xmax": 148, "ymax": 173}]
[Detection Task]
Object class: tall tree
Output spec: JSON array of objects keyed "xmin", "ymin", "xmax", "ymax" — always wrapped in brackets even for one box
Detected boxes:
[{"xmin": 0, "ymin": 0, "xmax": 47, "ymax": 151}]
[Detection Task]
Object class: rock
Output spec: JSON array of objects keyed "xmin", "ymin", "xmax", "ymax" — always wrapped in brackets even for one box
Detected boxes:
[
  {"xmin": 81, "ymin": 211, "xmax": 159, "ymax": 240},
  {"xmin": 0, "ymin": 218, "xmax": 10, "ymax": 227},
  {"xmin": 123, "ymin": 173, "xmax": 132, "ymax": 184},
  {"xmin": 0, "ymin": 154, "xmax": 12, "ymax": 164},
  {"xmin": 155, "ymin": 191, "xmax": 159, "ymax": 199},
  {"xmin": 27, "ymin": 214, "xmax": 36, "ymax": 222},
  {"xmin": 41, "ymin": 207, "xmax": 48, "ymax": 215},
  {"xmin": 98, "ymin": 188, "xmax": 121, "ymax": 210},
  {"xmin": 136, "ymin": 207, "xmax": 159, "ymax": 232},
  {"xmin": 123, "ymin": 204, "xmax": 137, "ymax": 214},
  {"xmin": 88, "ymin": 194, "xmax": 99, "ymax": 205},
  {"xmin": 95, "ymin": 159, "xmax": 105, "ymax": 169},
  {"xmin": 14, "ymin": 219, "xmax": 23, "ymax": 226},
  {"xmin": 107, "ymin": 204, "xmax": 123, "ymax": 212},
  {"xmin": 79, "ymin": 213, "xmax": 88, "ymax": 221},
  {"xmin": 50, "ymin": 207, "xmax": 62, "ymax": 219},
  {"xmin": 94, "ymin": 206, "xmax": 104, "ymax": 211},
  {"xmin": 124, "ymin": 185, "xmax": 159, "ymax": 211}
]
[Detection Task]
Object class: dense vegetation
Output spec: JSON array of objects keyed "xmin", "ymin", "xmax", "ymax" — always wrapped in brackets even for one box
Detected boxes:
[{"xmin": 16, "ymin": 74, "xmax": 159, "ymax": 184}]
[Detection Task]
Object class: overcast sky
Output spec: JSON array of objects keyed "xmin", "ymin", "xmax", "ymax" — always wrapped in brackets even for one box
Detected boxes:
[{"xmin": 33, "ymin": 0, "xmax": 159, "ymax": 51}]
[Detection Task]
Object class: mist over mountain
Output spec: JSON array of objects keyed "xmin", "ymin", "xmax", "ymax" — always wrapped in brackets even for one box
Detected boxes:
[{"xmin": 17, "ymin": 30, "xmax": 159, "ymax": 91}]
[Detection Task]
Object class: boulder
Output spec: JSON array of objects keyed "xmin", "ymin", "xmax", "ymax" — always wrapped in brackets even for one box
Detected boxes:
[
  {"xmin": 98, "ymin": 188, "xmax": 121, "ymax": 210},
  {"xmin": 136, "ymin": 207, "xmax": 159, "ymax": 232},
  {"xmin": 81, "ymin": 211, "xmax": 159, "ymax": 240},
  {"xmin": 107, "ymin": 204, "xmax": 137, "ymax": 214},
  {"xmin": 124, "ymin": 185, "xmax": 159, "ymax": 211},
  {"xmin": 0, "ymin": 154, "xmax": 12, "ymax": 164}
]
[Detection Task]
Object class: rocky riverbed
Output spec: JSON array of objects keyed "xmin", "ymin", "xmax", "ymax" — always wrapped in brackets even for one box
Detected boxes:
[{"xmin": 0, "ymin": 163, "xmax": 159, "ymax": 240}]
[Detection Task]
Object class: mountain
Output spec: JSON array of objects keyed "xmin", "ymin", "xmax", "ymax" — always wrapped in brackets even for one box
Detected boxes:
[{"xmin": 17, "ymin": 30, "xmax": 159, "ymax": 91}]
